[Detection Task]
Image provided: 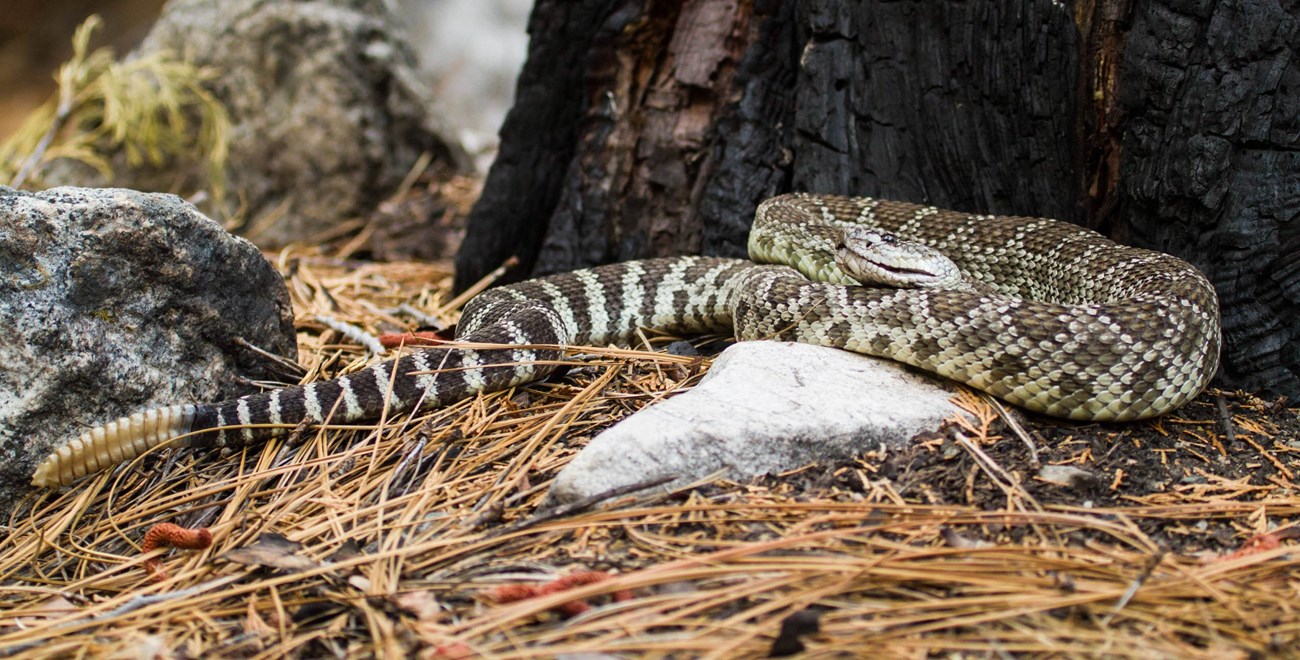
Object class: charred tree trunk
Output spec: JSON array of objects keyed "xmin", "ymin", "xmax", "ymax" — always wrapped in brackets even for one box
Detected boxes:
[
  {"xmin": 1110, "ymin": 1, "xmax": 1300, "ymax": 398},
  {"xmin": 456, "ymin": 0, "xmax": 1300, "ymax": 400}
]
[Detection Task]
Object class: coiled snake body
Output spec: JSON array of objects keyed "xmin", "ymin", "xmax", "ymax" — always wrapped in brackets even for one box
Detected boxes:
[{"xmin": 32, "ymin": 194, "xmax": 1221, "ymax": 487}]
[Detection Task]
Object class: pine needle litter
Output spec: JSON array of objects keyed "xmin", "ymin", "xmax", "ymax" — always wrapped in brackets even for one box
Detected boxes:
[{"xmin": 2, "ymin": 249, "xmax": 1298, "ymax": 658}]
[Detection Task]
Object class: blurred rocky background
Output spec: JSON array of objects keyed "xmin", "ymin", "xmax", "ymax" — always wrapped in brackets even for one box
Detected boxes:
[{"xmin": 0, "ymin": 0, "xmax": 530, "ymax": 170}]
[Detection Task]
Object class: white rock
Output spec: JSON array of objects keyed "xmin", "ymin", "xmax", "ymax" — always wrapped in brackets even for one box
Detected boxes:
[{"xmin": 544, "ymin": 342, "xmax": 970, "ymax": 505}]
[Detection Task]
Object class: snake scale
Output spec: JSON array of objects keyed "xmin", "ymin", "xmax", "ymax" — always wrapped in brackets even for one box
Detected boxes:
[{"xmin": 32, "ymin": 193, "xmax": 1221, "ymax": 487}]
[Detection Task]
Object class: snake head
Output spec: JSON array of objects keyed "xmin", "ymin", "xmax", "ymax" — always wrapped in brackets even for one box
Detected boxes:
[{"xmin": 835, "ymin": 227, "xmax": 966, "ymax": 290}]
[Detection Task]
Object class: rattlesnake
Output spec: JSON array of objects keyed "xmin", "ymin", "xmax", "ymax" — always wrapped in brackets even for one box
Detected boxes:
[{"xmin": 31, "ymin": 193, "xmax": 1221, "ymax": 487}]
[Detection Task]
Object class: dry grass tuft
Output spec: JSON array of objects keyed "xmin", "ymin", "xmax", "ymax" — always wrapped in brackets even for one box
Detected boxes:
[
  {"xmin": 0, "ymin": 15, "xmax": 230, "ymax": 198},
  {"xmin": 1, "ymin": 251, "xmax": 1298, "ymax": 658}
]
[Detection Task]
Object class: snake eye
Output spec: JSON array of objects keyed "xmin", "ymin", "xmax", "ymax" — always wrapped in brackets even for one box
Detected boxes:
[{"xmin": 880, "ymin": 233, "xmax": 896, "ymax": 244}]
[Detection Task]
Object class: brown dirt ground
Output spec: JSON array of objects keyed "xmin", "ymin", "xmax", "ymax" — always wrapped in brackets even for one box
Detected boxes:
[{"xmin": 755, "ymin": 386, "xmax": 1300, "ymax": 552}]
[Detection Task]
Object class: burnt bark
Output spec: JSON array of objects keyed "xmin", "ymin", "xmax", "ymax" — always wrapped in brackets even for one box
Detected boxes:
[
  {"xmin": 455, "ymin": 0, "xmax": 799, "ymax": 288},
  {"xmin": 457, "ymin": 0, "xmax": 1300, "ymax": 399},
  {"xmin": 1115, "ymin": 0, "xmax": 1299, "ymax": 398}
]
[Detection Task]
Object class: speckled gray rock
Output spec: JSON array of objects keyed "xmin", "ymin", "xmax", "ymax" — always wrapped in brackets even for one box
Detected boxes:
[
  {"xmin": 0, "ymin": 186, "xmax": 296, "ymax": 506},
  {"xmin": 544, "ymin": 342, "xmax": 971, "ymax": 506},
  {"xmin": 53, "ymin": 0, "xmax": 467, "ymax": 247}
]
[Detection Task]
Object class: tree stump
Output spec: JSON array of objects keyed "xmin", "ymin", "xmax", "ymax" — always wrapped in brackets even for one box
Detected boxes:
[{"xmin": 456, "ymin": 0, "xmax": 1300, "ymax": 400}]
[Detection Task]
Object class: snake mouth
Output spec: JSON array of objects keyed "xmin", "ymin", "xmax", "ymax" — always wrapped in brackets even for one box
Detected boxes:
[
  {"xmin": 837, "ymin": 244, "xmax": 931, "ymax": 276},
  {"xmin": 870, "ymin": 261, "xmax": 939, "ymax": 278},
  {"xmin": 836, "ymin": 241, "xmax": 956, "ymax": 289}
]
